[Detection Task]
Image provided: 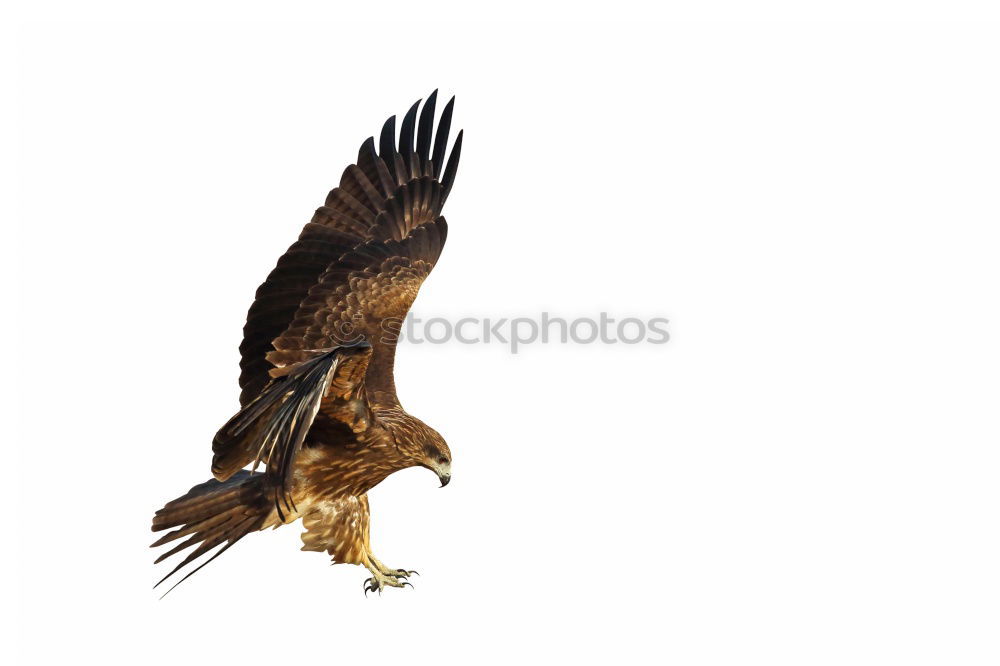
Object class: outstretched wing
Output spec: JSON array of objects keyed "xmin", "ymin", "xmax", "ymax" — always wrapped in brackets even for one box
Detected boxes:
[{"xmin": 238, "ymin": 91, "xmax": 462, "ymax": 406}]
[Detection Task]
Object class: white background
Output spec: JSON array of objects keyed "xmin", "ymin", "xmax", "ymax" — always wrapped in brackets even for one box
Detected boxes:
[{"xmin": 8, "ymin": 5, "xmax": 1000, "ymax": 665}]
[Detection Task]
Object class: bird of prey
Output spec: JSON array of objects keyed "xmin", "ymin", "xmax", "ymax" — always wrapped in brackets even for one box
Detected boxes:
[{"xmin": 151, "ymin": 91, "xmax": 461, "ymax": 596}]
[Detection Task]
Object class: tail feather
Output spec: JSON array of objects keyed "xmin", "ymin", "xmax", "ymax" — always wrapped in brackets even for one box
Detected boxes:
[
  {"xmin": 150, "ymin": 510, "xmax": 234, "ymax": 548},
  {"xmin": 151, "ymin": 471, "xmax": 271, "ymax": 596}
]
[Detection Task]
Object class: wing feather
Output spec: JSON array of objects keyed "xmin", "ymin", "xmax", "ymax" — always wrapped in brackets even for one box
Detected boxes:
[
  {"xmin": 214, "ymin": 345, "xmax": 375, "ymax": 513},
  {"xmin": 379, "ymin": 116, "xmax": 397, "ymax": 179},
  {"xmin": 431, "ymin": 96, "xmax": 454, "ymax": 178},
  {"xmin": 398, "ymin": 99, "xmax": 420, "ymax": 156},
  {"xmin": 416, "ymin": 89, "xmax": 437, "ymax": 160}
]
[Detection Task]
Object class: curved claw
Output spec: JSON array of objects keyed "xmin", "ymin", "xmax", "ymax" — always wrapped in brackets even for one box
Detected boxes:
[
  {"xmin": 363, "ymin": 578, "xmax": 379, "ymax": 597},
  {"xmin": 401, "ymin": 581, "xmax": 414, "ymax": 589},
  {"xmin": 396, "ymin": 569, "xmax": 419, "ymax": 577}
]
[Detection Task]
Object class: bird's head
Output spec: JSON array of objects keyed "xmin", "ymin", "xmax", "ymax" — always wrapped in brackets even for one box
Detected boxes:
[{"xmin": 416, "ymin": 424, "xmax": 452, "ymax": 488}]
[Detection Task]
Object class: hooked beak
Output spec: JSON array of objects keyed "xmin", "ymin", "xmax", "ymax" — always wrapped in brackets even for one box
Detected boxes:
[{"xmin": 438, "ymin": 472, "xmax": 451, "ymax": 488}]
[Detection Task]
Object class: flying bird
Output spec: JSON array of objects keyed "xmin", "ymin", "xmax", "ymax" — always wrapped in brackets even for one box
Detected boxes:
[{"xmin": 151, "ymin": 91, "xmax": 462, "ymax": 596}]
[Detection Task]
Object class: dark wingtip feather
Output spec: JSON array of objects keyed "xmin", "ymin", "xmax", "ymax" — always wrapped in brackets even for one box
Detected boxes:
[
  {"xmin": 379, "ymin": 115, "xmax": 397, "ymax": 178},
  {"xmin": 416, "ymin": 90, "xmax": 438, "ymax": 161},
  {"xmin": 431, "ymin": 96, "xmax": 455, "ymax": 179},
  {"xmin": 358, "ymin": 136, "xmax": 377, "ymax": 163},
  {"xmin": 399, "ymin": 100, "xmax": 420, "ymax": 156},
  {"xmin": 441, "ymin": 129, "xmax": 463, "ymax": 204}
]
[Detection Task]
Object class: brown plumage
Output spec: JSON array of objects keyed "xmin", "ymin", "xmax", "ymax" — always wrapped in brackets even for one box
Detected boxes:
[{"xmin": 151, "ymin": 92, "xmax": 460, "ymax": 596}]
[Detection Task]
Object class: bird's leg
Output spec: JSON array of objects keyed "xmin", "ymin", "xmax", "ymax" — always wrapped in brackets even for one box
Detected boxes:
[{"xmin": 361, "ymin": 553, "xmax": 417, "ymax": 595}]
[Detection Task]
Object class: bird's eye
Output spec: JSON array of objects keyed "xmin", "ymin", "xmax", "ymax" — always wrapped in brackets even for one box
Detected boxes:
[{"xmin": 438, "ymin": 456, "xmax": 449, "ymax": 464}]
